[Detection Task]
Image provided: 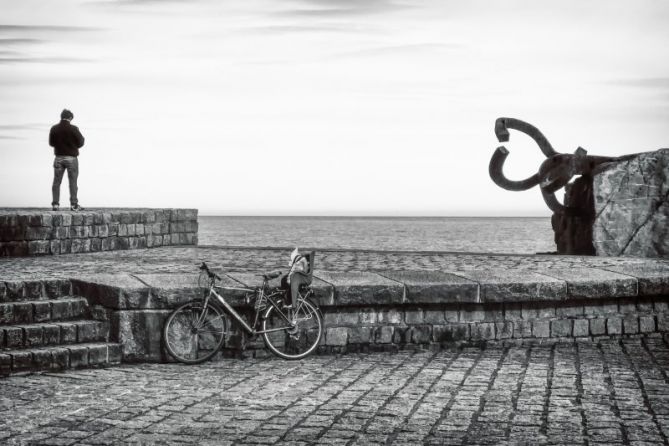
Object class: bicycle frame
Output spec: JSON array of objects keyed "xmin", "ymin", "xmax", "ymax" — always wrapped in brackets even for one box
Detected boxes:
[{"xmin": 204, "ymin": 283, "xmax": 296, "ymax": 336}]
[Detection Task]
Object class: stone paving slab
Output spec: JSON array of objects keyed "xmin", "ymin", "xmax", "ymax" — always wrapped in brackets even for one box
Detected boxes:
[
  {"xmin": 316, "ymin": 271, "xmax": 404, "ymax": 305},
  {"xmin": 133, "ymin": 273, "xmax": 211, "ymax": 308},
  {"xmin": 540, "ymin": 267, "xmax": 639, "ymax": 298},
  {"xmin": 2, "ymin": 339, "xmax": 669, "ymax": 445},
  {"xmin": 72, "ymin": 274, "xmax": 150, "ymax": 310},
  {"xmin": 453, "ymin": 270, "xmax": 568, "ymax": 303},
  {"xmin": 133, "ymin": 273, "xmax": 203, "ymax": 290},
  {"xmin": 379, "ymin": 270, "xmax": 479, "ymax": 304},
  {"xmin": 602, "ymin": 263, "xmax": 669, "ymax": 296}
]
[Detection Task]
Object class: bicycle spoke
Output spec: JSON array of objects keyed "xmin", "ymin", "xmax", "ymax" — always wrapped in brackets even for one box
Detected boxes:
[
  {"xmin": 164, "ymin": 301, "xmax": 229, "ymax": 364},
  {"xmin": 203, "ymin": 314, "xmax": 227, "ymax": 326},
  {"xmin": 262, "ymin": 298, "xmax": 322, "ymax": 359},
  {"xmin": 188, "ymin": 307, "xmax": 202, "ymax": 329},
  {"xmin": 198, "ymin": 326, "xmax": 226, "ymax": 335}
]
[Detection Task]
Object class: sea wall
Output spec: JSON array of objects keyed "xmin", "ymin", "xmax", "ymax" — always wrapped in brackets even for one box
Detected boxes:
[
  {"xmin": 29, "ymin": 265, "xmax": 667, "ymax": 362},
  {"xmin": 0, "ymin": 208, "xmax": 198, "ymax": 256},
  {"xmin": 317, "ymin": 298, "xmax": 665, "ymax": 353}
]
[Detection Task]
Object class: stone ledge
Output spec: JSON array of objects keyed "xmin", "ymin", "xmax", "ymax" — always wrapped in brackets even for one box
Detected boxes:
[
  {"xmin": 3, "ymin": 264, "xmax": 667, "ymax": 308},
  {"xmin": 378, "ymin": 270, "xmax": 479, "ymax": 304},
  {"xmin": 0, "ymin": 208, "xmax": 198, "ymax": 256},
  {"xmin": 4, "ymin": 263, "xmax": 669, "ymax": 362}
]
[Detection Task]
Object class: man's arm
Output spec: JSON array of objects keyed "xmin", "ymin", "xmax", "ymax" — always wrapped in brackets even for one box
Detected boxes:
[
  {"xmin": 73, "ymin": 126, "xmax": 85, "ymax": 148},
  {"xmin": 48, "ymin": 127, "xmax": 55, "ymax": 148}
]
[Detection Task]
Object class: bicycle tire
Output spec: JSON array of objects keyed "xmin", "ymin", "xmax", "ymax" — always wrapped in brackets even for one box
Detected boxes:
[
  {"xmin": 262, "ymin": 297, "xmax": 323, "ymax": 360},
  {"xmin": 163, "ymin": 300, "xmax": 228, "ymax": 364}
]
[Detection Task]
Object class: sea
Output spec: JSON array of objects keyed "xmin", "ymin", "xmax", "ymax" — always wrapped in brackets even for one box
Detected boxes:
[{"xmin": 198, "ymin": 216, "xmax": 556, "ymax": 254}]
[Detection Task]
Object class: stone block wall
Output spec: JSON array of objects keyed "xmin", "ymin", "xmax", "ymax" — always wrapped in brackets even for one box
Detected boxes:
[
  {"xmin": 0, "ymin": 208, "xmax": 198, "ymax": 256},
  {"xmin": 0, "ymin": 278, "xmax": 123, "ymax": 375},
  {"xmin": 312, "ymin": 297, "xmax": 668, "ymax": 354}
]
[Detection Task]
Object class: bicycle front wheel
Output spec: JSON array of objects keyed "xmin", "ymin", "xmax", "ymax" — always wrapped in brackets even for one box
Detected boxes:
[
  {"xmin": 262, "ymin": 298, "xmax": 323, "ymax": 360},
  {"xmin": 163, "ymin": 300, "xmax": 228, "ymax": 364}
]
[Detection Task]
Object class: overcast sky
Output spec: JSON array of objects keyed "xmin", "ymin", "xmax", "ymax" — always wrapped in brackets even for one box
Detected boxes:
[{"xmin": 1, "ymin": 0, "xmax": 668, "ymax": 216}]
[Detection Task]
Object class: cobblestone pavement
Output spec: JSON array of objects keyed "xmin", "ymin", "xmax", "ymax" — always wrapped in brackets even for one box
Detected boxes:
[
  {"xmin": 2, "ymin": 338, "xmax": 669, "ymax": 445},
  {"xmin": 1, "ymin": 246, "xmax": 668, "ymax": 280}
]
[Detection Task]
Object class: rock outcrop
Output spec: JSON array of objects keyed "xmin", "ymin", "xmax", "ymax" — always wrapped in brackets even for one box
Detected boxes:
[{"xmin": 593, "ymin": 149, "xmax": 669, "ymax": 258}]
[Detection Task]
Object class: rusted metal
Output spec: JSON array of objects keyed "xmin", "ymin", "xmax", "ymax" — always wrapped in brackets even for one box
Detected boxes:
[
  {"xmin": 489, "ymin": 117, "xmax": 620, "ymax": 216},
  {"xmin": 494, "ymin": 117, "xmax": 557, "ymax": 158},
  {"xmin": 489, "ymin": 146, "xmax": 541, "ymax": 191}
]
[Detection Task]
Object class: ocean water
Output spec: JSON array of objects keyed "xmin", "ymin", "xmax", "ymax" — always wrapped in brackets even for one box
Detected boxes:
[{"xmin": 198, "ymin": 216, "xmax": 556, "ymax": 254}]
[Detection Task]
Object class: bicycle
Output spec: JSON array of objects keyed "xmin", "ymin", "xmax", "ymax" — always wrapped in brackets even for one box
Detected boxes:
[{"xmin": 163, "ymin": 260, "xmax": 323, "ymax": 363}]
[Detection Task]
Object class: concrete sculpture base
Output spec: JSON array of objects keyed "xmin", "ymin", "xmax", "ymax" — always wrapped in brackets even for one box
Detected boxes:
[{"xmin": 593, "ymin": 149, "xmax": 669, "ymax": 258}]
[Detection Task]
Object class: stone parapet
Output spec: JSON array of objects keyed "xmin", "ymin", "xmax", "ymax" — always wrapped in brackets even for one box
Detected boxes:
[
  {"xmin": 0, "ymin": 208, "xmax": 197, "ymax": 256},
  {"xmin": 8, "ymin": 261, "xmax": 663, "ymax": 362},
  {"xmin": 3, "ymin": 248, "xmax": 668, "ymax": 363}
]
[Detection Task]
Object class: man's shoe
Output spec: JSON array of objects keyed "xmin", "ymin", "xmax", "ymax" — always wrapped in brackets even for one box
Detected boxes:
[
  {"xmin": 70, "ymin": 205, "xmax": 84, "ymax": 211},
  {"xmin": 52, "ymin": 205, "xmax": 59, "ymax": 211}
]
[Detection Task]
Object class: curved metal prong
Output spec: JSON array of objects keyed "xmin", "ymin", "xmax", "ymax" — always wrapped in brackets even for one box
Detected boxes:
[
  {"xmin": 541, "ymin": 188, "xmax": 580, "ymax": 216},
  {"xmin": 495, "ymin": 117, "xmax": 558, "ymax": 158},
  {"xmin": 538, "ymin": 155, "xmax": 574, "ymax": 194},
  {"xmin": 494, "ymin": 118, "xmax": 510, "ymax": 143},
  {"xmin": 489, "ymin": 146, "xmax": 541, "ymax": 191}
]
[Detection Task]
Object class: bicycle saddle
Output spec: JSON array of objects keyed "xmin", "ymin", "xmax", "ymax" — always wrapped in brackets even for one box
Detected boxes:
[{"xmin": 258, "ymin": 270, "xmax": 282, "ymax": 280}]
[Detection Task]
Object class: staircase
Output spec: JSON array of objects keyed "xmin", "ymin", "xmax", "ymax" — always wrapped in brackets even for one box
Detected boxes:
[{"xmin": 0, "ymin": 280, "xmax": 121, "ymax": 376}]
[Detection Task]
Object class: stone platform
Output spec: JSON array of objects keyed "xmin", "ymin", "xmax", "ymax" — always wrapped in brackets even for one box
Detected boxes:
[
  {"xmin": 1, "ymin": 246, "xmax": 668, "ymax": 368},
  {"xmin": 2, "ymin": 246, "xmax": 669, "ymax": 444},
  {"xmin": 0, "ymin": 208, "xmax": 198, "ymax": 256}
]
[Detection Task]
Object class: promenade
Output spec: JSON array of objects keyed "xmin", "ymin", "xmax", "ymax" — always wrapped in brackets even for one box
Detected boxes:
[
  {"xmin": 2, "ymin": 340, "xmax": 669, "ymax": 445},
  {"xmin": 2, "ymin": 246, "xmax": 669, "ymax": 444}
]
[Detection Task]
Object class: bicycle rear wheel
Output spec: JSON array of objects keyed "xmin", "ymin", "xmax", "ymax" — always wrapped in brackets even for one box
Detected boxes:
[
  {"xmin": 262, "ymin": 298, "xmax": 323, "ymax": 360},
  {"xmin": 163, "ymin": 300, "xmax": 228, "ymax": 364}
]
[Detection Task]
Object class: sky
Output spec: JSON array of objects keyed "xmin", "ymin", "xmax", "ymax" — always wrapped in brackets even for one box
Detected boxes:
[{"xmin": 1, "ymin": 0, "xmax": 668, "ymax": 216}]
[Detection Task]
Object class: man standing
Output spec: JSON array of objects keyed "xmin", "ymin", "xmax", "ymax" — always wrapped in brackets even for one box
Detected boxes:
[{"xmin": 49, "ymin": 109, "xmax": 85, "ymax": 211}]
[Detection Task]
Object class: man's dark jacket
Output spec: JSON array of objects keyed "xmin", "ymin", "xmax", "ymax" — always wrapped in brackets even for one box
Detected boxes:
[{"xmin": 49, "ymin": 120, "xmax": 85, "ymax": 157}]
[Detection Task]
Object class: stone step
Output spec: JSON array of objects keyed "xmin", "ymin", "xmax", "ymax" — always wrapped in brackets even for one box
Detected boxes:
[
  {"xmin": 0, "ymin": 342, "xmax": 122, "ymax": 376},
  {"xmin": 0, "ymin": 296, "xmax": 89, "ymax": 325},
  {"xmin": 1, "ymin": 320, "xmax": 107, "ymax": 350},
  {"xmin": 1, "ymin": 279, "xmax": 72, "ymax": 302}
]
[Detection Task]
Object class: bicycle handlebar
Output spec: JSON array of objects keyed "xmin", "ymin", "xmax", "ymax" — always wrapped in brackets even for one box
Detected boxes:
[{"xmin": 199, "ymin": 262, "xmax": 222, "ymax": 281}]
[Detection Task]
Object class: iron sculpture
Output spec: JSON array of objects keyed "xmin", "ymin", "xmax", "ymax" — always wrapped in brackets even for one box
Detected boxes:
[{"xmin": 488, "ymin": 117, "xmax": 626, "ymax": 216}]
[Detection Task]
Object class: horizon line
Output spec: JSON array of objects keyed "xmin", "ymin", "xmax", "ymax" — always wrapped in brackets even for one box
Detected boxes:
[{"xmin": 198, "ymin": 214, "xmax": 552, "ymax": 218}]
